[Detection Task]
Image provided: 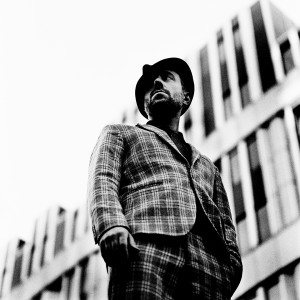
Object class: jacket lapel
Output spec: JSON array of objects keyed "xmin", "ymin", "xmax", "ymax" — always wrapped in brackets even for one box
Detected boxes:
[
  {"xmin": 189, "ymin": 144, "xmax": 202, "ymax": 167},
  {"xmin": 136, "ymin": 123, "xmax": 201, "ymax": 167}
]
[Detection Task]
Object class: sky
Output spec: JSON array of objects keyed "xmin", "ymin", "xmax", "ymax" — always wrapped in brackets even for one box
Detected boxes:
[{"xmin": 0, "ymin": 0, "xmax": 299, "ymax": 254}]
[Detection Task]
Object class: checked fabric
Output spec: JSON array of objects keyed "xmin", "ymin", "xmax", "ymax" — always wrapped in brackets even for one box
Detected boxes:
[
  {"xmin": 87, "ymin": 123, "xmax": 242, "ymax": 298},
  {"xmin": 108, "ymin": 232, "xmax": 234, "ymax": 299}
]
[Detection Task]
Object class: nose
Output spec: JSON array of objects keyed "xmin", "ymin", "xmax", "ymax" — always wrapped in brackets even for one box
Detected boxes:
[{"xmin": 153, "ymin": 76, "xmax": 164, "ymax": 89}]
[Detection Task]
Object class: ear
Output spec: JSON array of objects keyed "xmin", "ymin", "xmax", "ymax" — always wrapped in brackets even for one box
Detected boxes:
[{"xmin": 183, "ymin": 93, "xmax": 191, "ymax": 106}]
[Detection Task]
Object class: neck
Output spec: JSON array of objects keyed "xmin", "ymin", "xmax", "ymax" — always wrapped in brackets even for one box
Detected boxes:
[{"xmin": 148, "ymin": 115, "xmax": 180, "ymax": 132}]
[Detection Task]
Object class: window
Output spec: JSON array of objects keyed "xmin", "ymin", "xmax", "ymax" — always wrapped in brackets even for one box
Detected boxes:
[
  {"xmin": 247, "ymin": 134, "xmax": 271, "ymax": 243},
  {"xmin": 200, "ymin": 46, "xmax": 215, "ymax": 135},
  {"xmin": 280, "ymin": 39, "xmax": 295, "ymax": 74},
  {"xmin": 294, "ymin": 105, "xmax": 300, "ymax": 145},
  {"xmin": 265, "ymin": 266, "xmax": 298, "ymax": 300},
  {"xmin": 217, "ymin": 30, "xmax": 233, "ymax": 119},
  {"xmin": 47, "ymin": 277, "xmax": 62, "ymax": 292},
  {"xmin": 65, "ymin": 269, "xmax": 75, "ymax": 300},
  {"xmin": 40, "ymin": 213, "xmax": 49, "ymax": 267},
  {"xmin": 284, "ymin": 265, "xmax": 299, "ymax": 300},
  {"xmin": 265, "ymin": 278, "xmax": 280, "ymax": 300},
  {"xmin": 71, "ymin": 210, "xmax": 78, "ymax": 242},
  {"xmin": 232, "ymin": 18, "xmax": 251, "ymax": 107},
  {"xmin": 262, "ymin": 114, "xmax": 299, "ymax": 228},
  {"xmin": 40, "ymin": 235, "xmax": 47, "ymax": 267},
  {"xmin": 0, "ymin": 248, "xmax": 8, "ymax": 297},
  {"xmin": 54, "ymin": 208, "xmax": 66, "ymax": 255},
  {"xmin": 11, "ymin": 240, "xmax": 25, "ymax": 288},
  {"xmin": 251, "ymin": 2, "xmax": 276, "ymax": 92},
  {"xmin": 31, "ymin": 293, "xmax": 42, "ymax": 300},
  {"xmin": 79, "ymin": 258, "xmax": 89, "ymax": 300},
  {"xmin": 236, "ymin": 290, "xmax": 256, "ymax": 300},
  {"xmin": 229, "ymin": 148, "xmax": 249, "ymax": 253},
  {"xmin": 240, "ymin": 83, "xmax": 250, "ymax": 108},
  {"xmin": 27, "ymin": 245, "xmax": 35, "ymax": 277},
  {"xmin": 27, "ymin": 222, "xmax": 37, "ymax": 277}
]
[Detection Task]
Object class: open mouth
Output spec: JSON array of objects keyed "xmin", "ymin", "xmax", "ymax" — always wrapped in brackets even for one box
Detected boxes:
[{"xmin": 151, "ymin": 89, "xmax": 169, "ymax": 98}]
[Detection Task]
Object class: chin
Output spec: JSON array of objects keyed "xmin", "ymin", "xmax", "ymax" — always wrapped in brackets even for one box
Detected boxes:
[{"xmin": 148, "ymin": 101, "xmax": 179, "ymax": 119}]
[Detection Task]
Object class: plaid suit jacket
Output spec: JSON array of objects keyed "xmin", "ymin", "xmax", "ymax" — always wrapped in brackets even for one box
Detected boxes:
[{"xmin": 87, "ymin": 123, "xmax": 242, "ymax": 289}]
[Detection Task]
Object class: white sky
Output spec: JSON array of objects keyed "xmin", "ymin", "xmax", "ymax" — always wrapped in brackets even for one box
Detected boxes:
[{"xmin": 0, "ymin": 0, "xmax": 299, "ymax": 254}]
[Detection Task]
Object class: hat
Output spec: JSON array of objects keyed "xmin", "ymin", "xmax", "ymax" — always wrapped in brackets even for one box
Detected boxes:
[{"xmin": 135, "ymin": 57, "xmax": 194, "ymax": 119}]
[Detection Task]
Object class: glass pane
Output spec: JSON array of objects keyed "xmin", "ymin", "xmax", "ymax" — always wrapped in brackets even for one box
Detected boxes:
[
  {"xmin": 240, "ymin": 83, "xmax": 250, "ymax": 107},
  {"xmin": 257, "ymin": 206, "xmax": 271, "ymax": 242},
  {"xmin": 200, "ymin": 46, "xmax": 215, "ymax": 135},
  {"xmin": 266, "ymin": 279, "xmax": 280, "ymax": 300}
]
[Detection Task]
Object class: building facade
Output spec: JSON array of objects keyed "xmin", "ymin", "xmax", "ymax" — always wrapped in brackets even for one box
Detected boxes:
[
  {"xmin": 1, "ymin": 0, "xmax": 300, "ymax": 299},
  {"xmin": 123, "ymin": 0, "xmax": 300, "ymax": 299},
  {"xmin": 0, "ymin": 205, "xmax": 109, "ymax": 300},
  {"xmin": 188, "ymin": 1, "xmax": 300, "ymax": 299}
]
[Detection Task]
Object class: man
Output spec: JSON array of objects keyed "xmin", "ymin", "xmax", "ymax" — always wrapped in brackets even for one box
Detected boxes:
[{"xmin": 87, "ymin": 57, "xmax": 242, "ymax": 299}]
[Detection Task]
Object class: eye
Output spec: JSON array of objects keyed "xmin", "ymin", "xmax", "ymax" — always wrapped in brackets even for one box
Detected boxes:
[{"xmin": 160, "ymin": 71, "xmax": 174, "ymax": 81}]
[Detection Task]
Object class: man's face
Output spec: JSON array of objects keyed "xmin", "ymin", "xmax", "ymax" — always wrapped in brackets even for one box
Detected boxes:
[{"xmin": 143, "ymin": 70, "xmax": 188, "ymax": 119}]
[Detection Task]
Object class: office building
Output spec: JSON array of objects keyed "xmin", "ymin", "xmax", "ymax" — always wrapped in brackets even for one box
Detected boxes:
[
  {"xmin": 1, "ymin": 0, "xmax": 300, "ymax": 299},
  {"xmin": 0, "ymin": 205, "xmax": 108, "ymax": 300},
  {"xmin": 123, "ymin": 0, "xmax": 300, "ymax": 299}
]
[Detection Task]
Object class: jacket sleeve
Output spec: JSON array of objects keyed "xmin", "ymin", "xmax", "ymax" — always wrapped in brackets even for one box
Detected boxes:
[
  {"xmin": 87, "ymin": 125, "xmax": 129, "ymax": 244},
  {"xmin": 213, "ymin": 168, "xmax": 243, "ymax": 293}
]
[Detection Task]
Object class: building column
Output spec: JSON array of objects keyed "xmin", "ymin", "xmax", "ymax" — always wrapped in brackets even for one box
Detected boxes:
[
  {"xmin": 256, "ymin": 287, "xmax": 267, "ymax": 300},
  {"xmin": 85, "ymin": 254, "xmax": 97, "ymax": 300},
  {"xmin": 92, "ymin": 251, "xmax": 109, "ymax": 300},
  {"xmin": 1, "ymin": 239, "xmax": 19, "ymax": 296},
  {"xmin": 69, "ymin": 266, "xmax": 81, "ymax": 300},
  {"xmin": 289, "ymin": 28, "xmax": 300, "ymax": 68},
  {"xmin": 279, "ymin": 272, "xmax": 298, "ymax": 300},
  {"xmin": 256, "ymin": 128, "xmax": 281, "ymax": 234}
]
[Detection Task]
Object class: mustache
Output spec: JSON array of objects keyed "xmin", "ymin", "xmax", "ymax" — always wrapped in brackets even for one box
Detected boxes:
[{"xmin": 150, "ymin": 88, "xmax": 170, "ymax": 98}]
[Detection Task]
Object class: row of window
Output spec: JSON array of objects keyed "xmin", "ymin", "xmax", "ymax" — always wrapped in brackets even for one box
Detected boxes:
[
  {"xmin": 0, "ymin": 207, "xmax": 90, "ymax": 297},
  {"xmin": 199, "ymin": 2, "xmax": 299, "ymax": 136},
  {"xmin": 31, "ymin": 256, "xmax": 90, "ymax": 300},
  {"xmin": 216, "ymin": 106, "xmax": 300, "ymax": 254},
  {"xmin": 237, "ymin": 261, "xmax": 300, "ymax": 300}
]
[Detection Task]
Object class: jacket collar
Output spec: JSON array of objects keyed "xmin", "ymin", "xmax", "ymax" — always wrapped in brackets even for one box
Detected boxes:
[{"xmin": 136, "ymin": 123, "xmax": 201, "ymax": 166}]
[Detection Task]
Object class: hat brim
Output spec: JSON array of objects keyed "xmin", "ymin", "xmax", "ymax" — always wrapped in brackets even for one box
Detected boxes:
[{"xmin": 135, "ymin": 57, "xmax": 194, "ymax": 119}]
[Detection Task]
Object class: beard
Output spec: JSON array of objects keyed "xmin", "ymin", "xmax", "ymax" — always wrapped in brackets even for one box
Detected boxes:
[{"xmin": 146, "ymin": 92, "xmax": 185, "ymax": 120}]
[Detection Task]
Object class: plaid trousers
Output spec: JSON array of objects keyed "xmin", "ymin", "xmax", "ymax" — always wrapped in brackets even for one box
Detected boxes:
[{"xmin": 108, "ymin": 232, "xmax": 234, "ymax": 300}]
